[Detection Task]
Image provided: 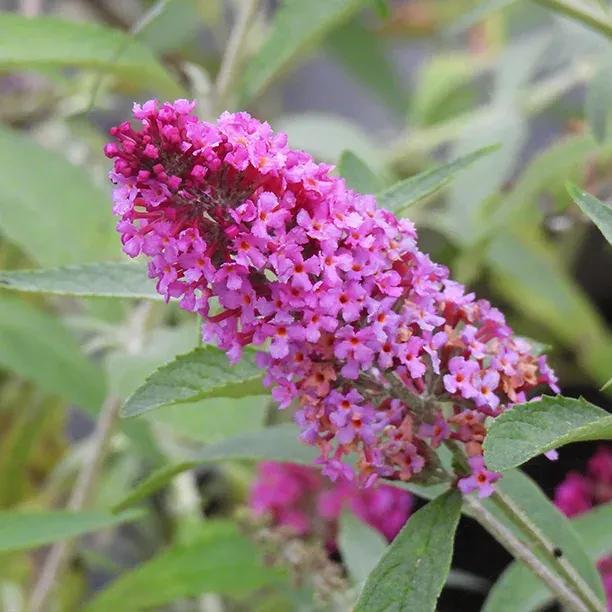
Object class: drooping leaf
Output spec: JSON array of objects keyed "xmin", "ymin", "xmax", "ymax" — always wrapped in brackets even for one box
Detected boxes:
[
  {"xmin": 482, "ymin": 470, "xmax": 606, "ymax": 606},
  {"xmin": 355, "ymin": 490, "xmax": 462, "ymax": 612},
  {"xmin": 240, "ymin": 0, "xmax": 373, "ymax": 102},
  {"xmin": 0, "ymin": 125, "xmax": 116, "ymax": 266},
  {"xmin": 567, "ymin": 182, "xmax": 612, "ymax": 245},
  {"xmin": 377, "ymin": 145, "xmax": 499, "ymax": 213},
  {"xmin": 483, "ymin": 502, "xmax": 612, "ymax": 612},
  {"xmin": 0, "ymin": 13, "xmax": 181, "ymax": 95},
  {"xmin": 483, "ymin": 395, "xmax": 612, "ymax": 472},
  {"xmin": 338, "ymin": 511, "xmax": 388, "ymax": 586},
  {"xmin": 114, "ymin": 424, "xmax": 318, "ymax": 511},
  {"xmin": 0, "ymin": 510, "xmax": 142, "ymax": 554},
  {"xmin": 122, "ymin": 346, "xmax": 266, "ymax": 417},
  {"xmin": 0, "ymin": 296, "xmax": 105, "ymax": 411},
  {"xmin": 326, "ymin": 18, "xmax": 406, "ymax": 113},
  {"xmin": 0, "ymin": 263, "xmax": 159, "ymax": 300},
  {"xmin": 338, "ymin": 150, "xmax": 383, "ymax": 193},
  {"xmin": 83, "ymin": 521, "xmax": 285, "ymax": 612}
]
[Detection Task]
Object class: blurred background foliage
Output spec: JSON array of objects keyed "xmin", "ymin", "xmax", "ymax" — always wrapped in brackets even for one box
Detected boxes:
[{"xmin": 0, "ymin": 0, "xmax": 611, "ymax": 610}]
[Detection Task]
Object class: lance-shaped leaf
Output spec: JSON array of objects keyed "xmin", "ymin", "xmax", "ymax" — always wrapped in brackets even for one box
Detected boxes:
[
  {"xmin": 483, "ymin": 502, "xmax": 612, "ymax": 612},
  {"xmin": 122, "ymin": 346, "xmax": 267, "ymax": 417},
  {"xmin": 84, "ymin": 521, "xmax": 285, "ymax": 612},
  {"xmin": 567, "ymin": 182, "xmax": 612, "ymax": 245},
  {"xmin": 338, "ymin": 150, "xmax": 383, "ymax": 194},
  {"xmin": 338, "ymin": 511, "xmax": 388, "ymax": 586},
  {"xmin": 0, "ymin": 296, "xmax": 105, "ymax": 411},
  {"xmin": 0, "ymin": 510, "xmax": 142, "ymax": 554},
  {"xmin": 0, "ymin": 13, "xmax": 181, "ymax": 95},
  {"xmin": 355, "ymin": 490, "xmax": 462, "ymax": 612},
  {"xmin": 378, "ymin": 145, "xmax": 498, "ymax": 213},
  {"xmin": 0, "ymin": 262, "xmax": 159, "ymax": 300},
  {"xmin": 240, "ymin": 0, "xmax": 372, "ymax": 103},
  {"xmin": 483, "ymin": 395, "xmax": 612, "ymax": 472},
  {"xmin": 113, "ymin": 424, "xmax": 317, "ymax": 511}
]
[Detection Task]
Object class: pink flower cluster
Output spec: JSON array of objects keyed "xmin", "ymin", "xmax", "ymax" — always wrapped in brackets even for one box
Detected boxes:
[
  {"xmin": 249, "ymin": 461, "xmax": 412, "ymax": 544},
  {"xmin": 106, "ymin": 100, "xmax": 559, "ymax": 496},
  {"xmin": 554, "ymin": 446, "xmax": 612, "ymax": 609}
]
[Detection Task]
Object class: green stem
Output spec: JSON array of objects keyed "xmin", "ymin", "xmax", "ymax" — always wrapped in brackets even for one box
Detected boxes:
[
  {"xmin": 491, "ymin": 490, "xmax": 603, "ymax": 612},
  {"xmin": 214, "ymin": 0, "xmax": 261, "ymax": 112},
  {"xmin": 533, "ymin": 0, "xmax": 612, "ymax": 39},
  {"xmin": 464, "ymin": 496, "xmax": 591, "ymax": 612}
]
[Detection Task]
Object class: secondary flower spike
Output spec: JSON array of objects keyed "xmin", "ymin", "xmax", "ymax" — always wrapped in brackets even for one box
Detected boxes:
[{"xmin": 106, "ymin": 100, "xmax": 559, "ymax": 494}]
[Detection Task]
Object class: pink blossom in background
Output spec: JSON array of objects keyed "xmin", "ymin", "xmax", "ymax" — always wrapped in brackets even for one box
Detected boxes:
[
  {"xmin": 554, "ymin": 446, "xmax": 612, "ymax": 610},
  {"xmin": 249, "ymin": 461, "xmax": 413, "ymax": 545},
  {"xmin": 106, "ymin": 100, "xmax": 560, "ymax": 496}
]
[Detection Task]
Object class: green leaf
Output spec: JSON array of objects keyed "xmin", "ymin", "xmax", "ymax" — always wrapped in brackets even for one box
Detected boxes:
[
  {"xmin": 276, "ymin": 112, "xmax": 383, "ymax": 172},
  {"xmin": 0, "ymin": 125, "xmax": 116, "ymax": 266},
  {"xmin": 483, "ymin": 470, "xmax": 606, "ymax": 606},
  {"xmin": 338, "ymin": 511, "xmax": 388, "ymax": 586},
  {"xmin": 149, "ymin": 395, "xmax": 268, "ymax": 443},
  {"xmin": 122, "ymin": 346, "xmax": 266, "ymax": 417},
  {"xmin": 484, "ymin": 395, "xmax": 612, "ymax": 472},
  {"xmin": 377, "ymin": 145, "xmax": 499, "ymax": 213},
  {"xmin": 0, "ymin": 296, "xmax": 105, "ymax": 411},
  {"xmin": 0, "ymin": 510, "xmax": 142, "ymax": 554},
  {"xmin": 338, "ymin": 150, "xmax": 383, "ymax": 194},
  {"xmin": 355, "ymin": 490, "xmax": 462, "ymax": 612},
  {"xmin": 326, "ymin": 18, "xmax": 406, "ymax": 114},
  {"xmin": 487, "ymin": 229, "xmax": 612, "ymax": 388},
  {"xmin": 483, "ymin": 502, "xmax": 612, "ymax": 612},
  {"xmin": 0, "ymin": 13, "xmax": 181, "ymax": 95},
  {"xmin": 567, "ymin": 182, "xmax": 612, "ymax": 245},
  {"xmin": 240, "ymin": 0, "xmax": 373, "ymax": 103},
  {"xmin": 0, "ymin": 263, "xmax": 159, "ymax": 300},
  {"xmin": 585, "ymin": 61, "xmax": 612, "ymax": 141},
  {"xmin": 113, "ymin": 424, "xmax": 317, "ymax": 511},
  {"xmin": 83, "ymin": 521, "xmax": 285, "ymax": 612}
]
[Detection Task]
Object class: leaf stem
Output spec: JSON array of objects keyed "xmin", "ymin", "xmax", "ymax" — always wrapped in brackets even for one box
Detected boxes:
[
  {"xmin": 214, "ymin": 0, "xmax": 261, "ymax": 112},
  {"xmin": 490, "ymin": 489, "xmax": 604, "ymax": 612},
  {"xmin": 28, "ymin": 395, "xmax": 121, "ymax": 612},
  {"xmin": 464, "ymin": 495, "xmax": 592, "ymax": 612},
  {"xmin": 533, "ymin": 0, "xmax": 612, "ymax": 39}
]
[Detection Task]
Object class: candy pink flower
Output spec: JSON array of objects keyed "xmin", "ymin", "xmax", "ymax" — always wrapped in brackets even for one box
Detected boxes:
[
  {"xmin": 107, "ymin": 101, "xmax": 559, "ymax": 493},
  {"xmin": 458, "ymin": 456, "xmax": 501, "ymax": 498},
  {"xmin": 250, "ymin": 461, "xmax": 413, "ymax": 545}
]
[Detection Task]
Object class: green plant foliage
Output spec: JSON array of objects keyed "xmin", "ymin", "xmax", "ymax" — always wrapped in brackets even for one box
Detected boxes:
[
  {"xmin": 567, "ymin": 182, "xmax": 612, "ymax": 245},
  {"xmin": 83, "ymin": 521, "xmax": 286, "ymax": 612},
  {"xmin": 0, "ymin": 510, "xmax": 142, "ymax": 554},
  {"xmin": 355, "ymin": 490, "xmax": 462, "ymax": 612},
  {"xmin": 0, "ymin": 125, "xmax": 117, "ymax": 266},
  {"xmin": 485, "ymin": 470, "xmax": 606, "ymax": 605},
  {"xmin": 240, "ymin": 0, "xmax": 374, "ymax": 102},
  {"xmin": 0, "ymin": 262, "xmax": 158, "ymax": 299},
  {"xmin": 327, "ymin": 19, "xmax": 406, "ymax": 113},
  {"xmin": 122, "ymin": 346, "xmax": 266, "ymax": 417},
  {"xmin": 377, "ymin": 146, "xmax": 499, "ymax": 213},
  {"xmin": 0, "ymin": 295, "xmax": 105, "ymax": 411},
  {"xmin": 484, "ymin": 395, "xmax": 612, "ymax": 471},
  {"xmin": 338, "ymin": 150, "xmax": 383, "ymax": 193},
  {"xmin": 483, "ymin": 503, "xmax": 612, "ymax": 612},
  {"xmin": 0, "ymin": 13, "xmax": 182, "ymax": 94},
  {"xmin": 338, "ymin": 511, "xmax": 387, "ymax": 586}
]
